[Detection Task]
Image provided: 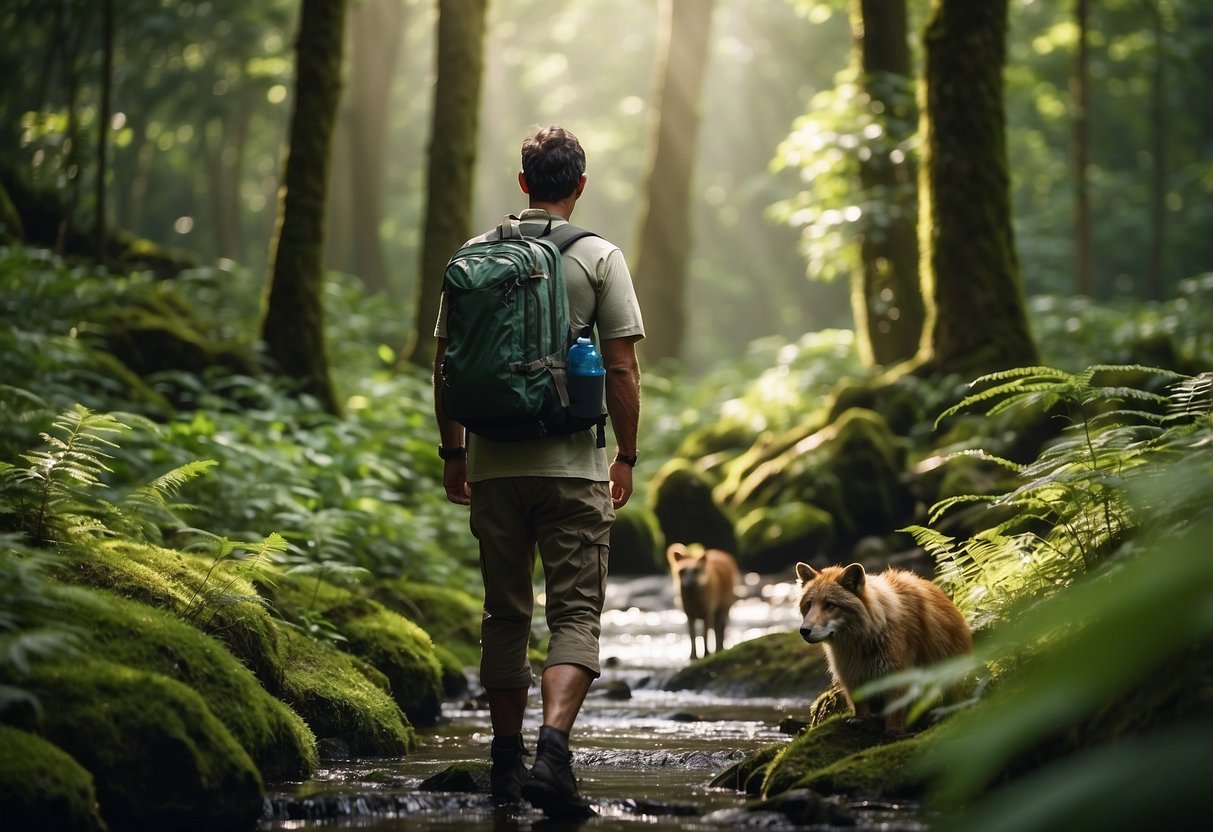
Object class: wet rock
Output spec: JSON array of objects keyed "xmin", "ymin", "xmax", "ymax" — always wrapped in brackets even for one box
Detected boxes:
[
  {"xmin": 779, "ymin": 716, "xmax": 810, "ymax": 735},
  {"xmin": 666, "ymin": 711, "xmax": 702, "ymax": 722},
  {"xmin": 752, "ymin": 788, "xmax": 855, "ymax": 826},
  {"xmin": 317, "ymin": 737, "xmax": 352, "ymax": 761},
  {"xmin": 419, "ymin": 761, "xmax": 490, "ymax": 793},
  {"xmin": 592, "ymin": 679, "xmax": 632, "ymax": 700}
]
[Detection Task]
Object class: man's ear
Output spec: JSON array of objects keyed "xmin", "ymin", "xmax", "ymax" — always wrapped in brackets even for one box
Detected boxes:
[
  {"xmin": 574, "ymin": 173, "xmax": 587, "ymax": 198},
  {"xmin": 517, "ymin": 171, "xmax": 530, "ymax": 194}
]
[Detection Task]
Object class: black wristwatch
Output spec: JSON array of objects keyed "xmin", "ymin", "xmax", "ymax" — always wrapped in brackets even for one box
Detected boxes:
[
  {"xmin": 438, "ymin": 445, "xmax": 467, "ymax": 461},
  {"xmin": 614, "ymin": 451, "xmax": 638, "ymax": 467}
]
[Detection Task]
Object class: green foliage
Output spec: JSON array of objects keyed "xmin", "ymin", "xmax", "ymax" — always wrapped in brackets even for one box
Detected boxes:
[{"xmin": 178, "ymin": 532, "xmax": 284, "ymax": 629}]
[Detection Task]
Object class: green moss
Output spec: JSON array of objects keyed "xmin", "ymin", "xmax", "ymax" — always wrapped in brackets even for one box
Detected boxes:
[
  {"xmin": 0, "ymin": 725, "xmax": 107, "ymax": 832},
  {"xmin": 792, "ymin": 731, "xmax": 930, "ymax": 799},
  {"xmin": 664, "ymin": 632, "xmax": 831, "ymax": 698},
  {"xmin": 648, "ymin": 459, "xmax": 737, "ymax": 553},
  {"xmin": 26, "ymin": 659, "xmax": 263, "ymax": 832},
  {"xmin": 607, "ymin": 506, "xmax": 665, "ymax": 575},
  {"xmin": 709, "ymin": 742, "xmax": 786, "ymax": 796},
  {"xmin": 373, "ymin": 579, "xmax": 482, "ymax": 668},
  {"xmin": 736, "ymin": 502, "xmax": 835, "ymax": 572},
  {"xmin": 761, "ymin": 715, "xmax": 890, "ymax": 798},
  {"xmin": 267, "ymin": 575, "xmax": 443, "ymax": 726},
  {"xmin": 276, "ymin": 631, "xmax": 415, "ymax": 757},
  {"xmin": 64, "ymin": 585, "xmax": 316, "ymax": 781}
]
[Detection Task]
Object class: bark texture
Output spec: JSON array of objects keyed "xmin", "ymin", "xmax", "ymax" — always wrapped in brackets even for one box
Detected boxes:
[
  {"xmin": 261, "ymin": 0, "xmax": 347, "ymax": 415},
  {"xmin": 917, "ymin": 0, "xmax": 1037, "ymax": 377},
  {"xmin": 405, "ymin": 0, "xmax": 486, "ymax": 368}
]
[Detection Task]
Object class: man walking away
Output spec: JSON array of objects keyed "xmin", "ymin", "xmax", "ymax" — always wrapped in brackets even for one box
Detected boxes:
[{"xmin": 432, "ymin": 125, "xmax": 644, "ymax": 818}]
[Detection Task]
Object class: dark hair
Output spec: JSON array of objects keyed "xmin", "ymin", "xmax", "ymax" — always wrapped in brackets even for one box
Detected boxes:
[{"xmin": 520, "ymin": 125, "xmax": 586, "ymax": 202}]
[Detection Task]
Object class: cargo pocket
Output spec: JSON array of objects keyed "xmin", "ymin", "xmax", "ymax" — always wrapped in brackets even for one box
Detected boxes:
[{"xmin": 579, "ymin": 524, "xmax": 611, "ymax": 607}]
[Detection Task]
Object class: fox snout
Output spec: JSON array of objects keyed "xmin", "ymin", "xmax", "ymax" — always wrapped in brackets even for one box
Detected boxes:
[{"xmin": 800, "ymin": 625, "xmax": 833, "ymax": 644}]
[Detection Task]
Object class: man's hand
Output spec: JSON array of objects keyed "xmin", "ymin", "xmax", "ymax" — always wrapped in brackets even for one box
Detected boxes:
[
  {"xmin": 443, "ymin": 458, "xmax": 471, "ymax": 505},
  {"xmin": 609, "ymin": 458, "xmax": 633, "ymax": 509}
]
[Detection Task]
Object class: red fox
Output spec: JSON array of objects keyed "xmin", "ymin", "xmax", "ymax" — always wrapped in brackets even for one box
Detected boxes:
[
  {"xmin": 796, "ymin": 562, "xmax": 972, "ymax": 733},
  {"xmin": 668, "ymin": 543, "xmax": 740, "ymax": 660}
]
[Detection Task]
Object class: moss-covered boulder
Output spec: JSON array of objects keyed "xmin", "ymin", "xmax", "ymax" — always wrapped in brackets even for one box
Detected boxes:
[
  {"xmin": 648, "ymin": 459, "xmax": 737, "ymax": 554},
  {"xmin": 664, "ymin": 632, "xmax": 831, "ymax": 698},
  {"xmin": 23, "ymin": 659, "xmax": 263, "ymax": 832},
  {"xmin": 64, "ymin": 585, "xmax": 316, "ymax": 781},
  {"xmin": 722, "ymin": 408, "xmax": 914, "ymax": 550},
  {"xmin": 759, "ymin": 715, "xmax": 927, "ymax": 800},
  {"xmin": 0, "ymin": 725, "xmax": 107, "ymax": 832},
  {"xmin": 265, "ymin": 574, "xmax": 443, "ymax": 727},
  {"xmin": 276, "ymin": 631, "xmax": 416, "ymax": 758},
  {"xmin": 373, "ymin": 579, "xmax": 482, "ymax": 668},
  {"xmin": 57, "ymin": 541, "xmax": 415, "ymax": 760},
  {"xmin": 735, "ymin": 502, "xmax": 835, "ymax": 572},
  {"xmin": 608, "ymin": 506, "xmax": 665, "ymax": 575}
]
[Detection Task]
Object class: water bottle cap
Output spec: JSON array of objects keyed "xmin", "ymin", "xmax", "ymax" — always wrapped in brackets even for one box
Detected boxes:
[{"xmin": 576, "ymin": 336, "xmax": 591, "ymax": 345}]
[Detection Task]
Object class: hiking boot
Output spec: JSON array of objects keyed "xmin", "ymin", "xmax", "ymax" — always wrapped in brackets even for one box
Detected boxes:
[
  {"xmin": 489, "ymin": 733, "xmax": 529, "ymax": 806},
  {"xmin": 521, "ymin": 724, "xmax": 596, "ymax": 819}
]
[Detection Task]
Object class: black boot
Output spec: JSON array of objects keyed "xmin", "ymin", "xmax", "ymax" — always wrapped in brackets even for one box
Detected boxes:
[
  {"xmin": 521, "ymin": 724, "xmax": 595, "ymax": 819},
  {"xmin": 489, "ymin": 733, "xmax": 528, "ymax": 806}
]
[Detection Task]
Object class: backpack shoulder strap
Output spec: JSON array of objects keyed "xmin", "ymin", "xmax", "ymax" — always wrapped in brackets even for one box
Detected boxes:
[{"xmin": 542, "ymin": 222, "xmax": 599, "ymax": 253}]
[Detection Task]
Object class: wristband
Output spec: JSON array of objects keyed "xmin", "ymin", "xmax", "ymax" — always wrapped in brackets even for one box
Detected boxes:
[
  {"xmin": 438, "ymin": 445, "xmax": 467, "ymax": 461},
  {"xmin": 614, "ymin": 452, "xmax": 638, "ymax": 467}
]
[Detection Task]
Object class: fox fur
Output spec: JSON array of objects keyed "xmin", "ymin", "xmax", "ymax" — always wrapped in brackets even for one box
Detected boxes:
[
  {"xmin": 668, "ymin": 543, "xmax": 740, "ymax": 660},
  {"xmin": 796, "ymin": 561, "xmax": 971, "ymax": 733}
]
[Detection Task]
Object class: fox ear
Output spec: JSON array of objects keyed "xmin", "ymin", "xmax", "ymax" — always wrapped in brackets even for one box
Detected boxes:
[
  {"xmin": 667, "ymin": 543, "xmax": 688, "ymax": 563},
  {"xmin": 794, "ymin": 562, "xmax": 817, "ymax": 584},
  {"xmin": 840, "ymin": 563, "xmax": 866, "ymax": 595}
]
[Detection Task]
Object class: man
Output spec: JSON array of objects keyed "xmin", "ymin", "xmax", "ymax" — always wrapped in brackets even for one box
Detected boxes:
[{"xmin": 432, "ymin": 125, "xmax": 644, "ymax": 818}]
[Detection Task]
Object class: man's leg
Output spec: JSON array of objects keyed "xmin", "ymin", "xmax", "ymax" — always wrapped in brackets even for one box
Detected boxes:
[
  {"xmin": 521, "ymin": 479, "xmax": 612, "ymax": 819},
  {"xmin": 471, "ymin": 480, "xmax": 538, "ymax": 806}
]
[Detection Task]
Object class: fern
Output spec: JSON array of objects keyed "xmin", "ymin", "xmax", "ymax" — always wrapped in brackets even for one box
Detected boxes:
[
  {"xmin": 117, "ymin": 459, "xmax": 219, "ymax": 543},
  {"xmin": 179, "ymin": 532, "xmax": 286, "ymax": 627},
  {"xmin": 1, "ymin": 405, "xmax": 129, "ymax": 546}
]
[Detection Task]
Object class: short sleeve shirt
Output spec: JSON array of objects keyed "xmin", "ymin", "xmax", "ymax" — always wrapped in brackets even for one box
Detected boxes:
[{"xmin": 434, "ymin": 209, "xmax": 645, "ymax": 482}]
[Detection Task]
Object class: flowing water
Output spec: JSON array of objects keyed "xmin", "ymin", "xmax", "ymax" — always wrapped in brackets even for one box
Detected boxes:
[{"xmin": 259, "ymin": 574, "xmax": 925, "ymax": 831}]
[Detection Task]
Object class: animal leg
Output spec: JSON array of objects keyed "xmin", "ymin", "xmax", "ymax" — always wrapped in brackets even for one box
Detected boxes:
[{"xmin": 687, "ymin": 619, "xmax": 699, "ymax": 660}]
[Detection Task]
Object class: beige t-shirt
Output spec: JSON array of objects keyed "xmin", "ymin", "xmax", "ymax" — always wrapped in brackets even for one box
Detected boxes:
[{"xmin": 434, "ymin": 209, "xmax": 645, "ymax": 482}]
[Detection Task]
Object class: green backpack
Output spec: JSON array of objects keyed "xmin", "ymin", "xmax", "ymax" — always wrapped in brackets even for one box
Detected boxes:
[{"xmin": 440, "ymin": 215, "xmax": 607, "ymax": 445}]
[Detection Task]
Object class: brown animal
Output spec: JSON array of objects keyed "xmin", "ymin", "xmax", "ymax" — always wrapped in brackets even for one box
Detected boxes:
[
  {"xmin": 667, "ymin": 543, "xmax": 740, "ymax": 660},
  {"xmin": 796, "ymin": 562, "xmax": 972, "ymax": 733}
]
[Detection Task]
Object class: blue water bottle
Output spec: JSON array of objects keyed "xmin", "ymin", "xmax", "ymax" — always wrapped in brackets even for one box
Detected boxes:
[{"xmin": 567, "ymin": 336, "xmax": 606, "ymax": 419}]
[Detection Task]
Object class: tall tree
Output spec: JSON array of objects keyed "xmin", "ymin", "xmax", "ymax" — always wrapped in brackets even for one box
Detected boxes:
[
  {"xmin": 633, "ymin": 0, "xmax": 716, "ymax": 364},
  {"xmin": 916, "ymin": 0, "xmax": 1037, "ymax": 377},
  {"xmin": 330, "ymin": 0, "xmax": 407, "ymax": 293},
  {"xmin": 404, "ymin": 0, "xmax": 487, "ymax": 368},
  {"xmin": 1146, "ymin": 0, "xmax": 1168, "ymax": 301},
  {"xmin": 850, "ymin": 0, "xmax": 923, "ymax": 368},
  {"xmin": 1071, "ymin": 0, "xmax": 1093, "ymax": 296},
  {"xmin": 261, "ymin": 0, "xmax": 347, "ymax": 415},
  {"xmin": 95, "ymin": 0, "xmax": 114, "ymax": 263}
]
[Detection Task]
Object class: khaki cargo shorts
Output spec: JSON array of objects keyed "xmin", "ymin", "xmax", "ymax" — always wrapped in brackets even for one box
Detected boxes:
[{"xmin": 470, "ymin": 477, "xmax": 613, "ymax": 690}]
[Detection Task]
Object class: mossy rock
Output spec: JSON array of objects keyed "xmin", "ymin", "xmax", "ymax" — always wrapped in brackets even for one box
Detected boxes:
[
  {"xmin": 61, "ymin": 540, "xmax": 286, "ymax": 692},
  {"xmin": 664, "ymin": 632, "xmax": 831, "ymax": 698},
  {"xmin": 790, "ymin": 730, "xmax": 930, "ymax": 799},
  {"xmin": 648, "ymin": 459, "xmax": 737, "ymax": 554},
  {"xmin": 709, "ymin": 742, "xmax": 785, "ymax": 796},
  {"xmin": 725, "ymin": 408, "xmax": 913, "ymax": 548},
  {"xmin": 372, "ymin": 579, "xmax": 482, "ymax": 669},
  {"xmin": 266, "ymin": 575, "xmax": 443, "ymax": 727},
  {"xmin": 760, "ymin": 715, "xmax": 894, "ymax": 798},
  {"xmin": 735, "ymin": 502, "xmax": 835, "ymax": 572},
  {"xmin": 63, "ymin": 585, "xmax": 316, "ymax": 782},
  {"xmin": 608, "ymin": 506, "xmax": 665, "ymax": 575},
  {"xmin": 276, "ymin": 631, "xmax": 416, "ymax": 758},
  {"xmin": 676, "ymin": 418, "xmax": 755, "ymax": 463},
  {"xmin": 0, "ymin": 725, "xmax": 107, "ymax": 832},
  {"xmin": 24, "ymin": 659, "xmax": 263, "ymax": 832}
]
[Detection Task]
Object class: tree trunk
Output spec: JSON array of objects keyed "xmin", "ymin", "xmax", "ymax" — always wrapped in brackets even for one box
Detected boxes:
[
  {"xmin": 403, "ymin": 0, "xmax": 487, "ymax": 368},
  {"xmin": 850, "ymin": 0, "xmax": 923, "ymax": 369},
  {"xmin": 347, "ymin": 0, "xmax": 406, "ymax": 294},
  {"xmin": 95, "ymin": 0, "xmax": 114, "ymax": 265},
  {"xmin": 633, "ymin": 0, "xmax": 716, "ymax": 365},
  {"xmin": 1072, "ymin": 0, "xmax": 1093, "ymax": 297},
  {"xmin": 1146, "ymin": 1, "xmax": 1167, "ymax": 301},
  {"xmin": 916, "ymin": 0, "xmax": 1037, "ymax": 378},
  {"xmin": 261, "ymin": 0, "xmax": 347, "ymax": 415}
]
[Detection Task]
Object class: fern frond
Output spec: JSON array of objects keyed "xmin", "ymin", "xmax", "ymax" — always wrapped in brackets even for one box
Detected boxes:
[{"xmin": 927, "ymin": 494, "xmax": 997, "ymax": 524}]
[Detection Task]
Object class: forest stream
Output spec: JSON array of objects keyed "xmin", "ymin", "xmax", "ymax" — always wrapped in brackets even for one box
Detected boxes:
[{"xmin": 258, "ymin": 575, "xmax": 926, "ymax": 832}]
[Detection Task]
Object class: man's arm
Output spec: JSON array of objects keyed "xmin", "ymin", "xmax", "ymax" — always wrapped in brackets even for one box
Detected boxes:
[
  {"xmin": 602, "ymin": 335, "xmax": 641, "ymax": 509},
  {"xmin": 433, "ymin": 338, "xmax": 470, "ymax": 506}
]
